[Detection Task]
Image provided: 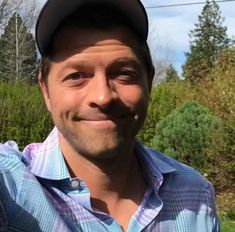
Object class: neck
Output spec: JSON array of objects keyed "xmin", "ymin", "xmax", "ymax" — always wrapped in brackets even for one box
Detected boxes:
[
  {"xmin": 60, "ymin": 134, "xmax": 141, "ymax": 194},
  {"xmin": 59, "ymin": 132, "xmax": 147, "ymax": 231}
]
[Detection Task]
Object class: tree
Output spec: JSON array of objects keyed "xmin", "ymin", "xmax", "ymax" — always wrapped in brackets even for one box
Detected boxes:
[
  {"xmin": 0, "ymin": 0, "xmax": 6, "ymax": 25},
  {"xmin": 165, "ymin": 65, "xmax": 180, "ymax": 82},
  {"xmin": 148, "ymin": 28, "xmax": 175, "ymax": 85},
  {"xmin": 0, "ymin": 12, "xmax": 37, "ymax": 82},
  {"xmin": 190, "ymin": 48, "xmax": 235, "ymax": 191},
  {"xmin": 183, "ymin": 0, "xmax": 229, "ymax": 84},
  {"xmin": 0, "ymin": 0, "xmax": 12, "ymax": 30},
  {"xmin": 0, "ymin": 0, "xmax": 37, "ymax": 28}
]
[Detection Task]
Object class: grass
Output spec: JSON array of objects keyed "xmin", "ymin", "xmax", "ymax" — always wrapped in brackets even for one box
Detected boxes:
[
  {"xmin": 220, "ymin": 216, "xmax": 235, "ymax": 232},
  {"xmin": 217, "ymin": 192, "xmax": 235, "ymax": 232}
]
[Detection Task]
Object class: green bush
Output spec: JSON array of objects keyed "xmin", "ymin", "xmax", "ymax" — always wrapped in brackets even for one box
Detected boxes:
[
  {"xmin": 137, "ymin": 81, "xmax": 193, "ymax": 146},
  {"xmin": 151, "ymin": 100, "xmax": 221, "ymax": 172},
  {"xmin": 0, "ymin": 82, "xmax": 53, "ymax": 149}
]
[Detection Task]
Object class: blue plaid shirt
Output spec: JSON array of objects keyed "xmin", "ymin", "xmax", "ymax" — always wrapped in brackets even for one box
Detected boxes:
[{"xmin": 0, "ymin": 128, "xmax": 220, "ymax": 232}]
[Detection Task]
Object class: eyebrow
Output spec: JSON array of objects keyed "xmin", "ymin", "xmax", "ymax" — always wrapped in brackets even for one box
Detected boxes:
[
  {"xmin": 65, "ymin": 57, "xmax": 142, "ymax": 69},
  {"xmin": 65, "ymin": 59, "xmax": 94, "ymax": 68},
  {"xmin": 107, "ymin": 57, "xmax": 143, "ymax": 71},
  {"xmin": 57, "ymin": 57, "xmax": 144, "ymax": 80}
]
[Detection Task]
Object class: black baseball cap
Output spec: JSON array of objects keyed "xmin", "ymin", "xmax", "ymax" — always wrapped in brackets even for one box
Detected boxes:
[{"xmin": 36, "ymin": 0, "xmax": 148, "ymax": 56}]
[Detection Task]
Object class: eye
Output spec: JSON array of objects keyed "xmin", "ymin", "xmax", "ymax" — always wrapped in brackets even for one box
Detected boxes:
[
  {"xmin": 110, "ymin": 69, "xmax": 138, "ymax": 82},
  {"xmin": 65, "ymin": 72, "xmax": 90, "ymax": 80},
  {"xmin": 63, "ymin": 71, "xmax": 93, "ymax": 87}
]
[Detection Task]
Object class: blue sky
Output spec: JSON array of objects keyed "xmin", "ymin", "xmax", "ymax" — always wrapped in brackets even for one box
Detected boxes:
[
  {"xmin": 143, "ymin": 0, "xmax": 235, "ymax": 75},
  {"xmin": 38, "ymin": 0, "xmax": 235, "ymax": 75}
]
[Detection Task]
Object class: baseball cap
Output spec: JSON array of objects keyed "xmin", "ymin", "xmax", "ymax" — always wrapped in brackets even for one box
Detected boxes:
[{"xmin": 36, "ymin": 0, "xmax": 148, "ymax": 56}]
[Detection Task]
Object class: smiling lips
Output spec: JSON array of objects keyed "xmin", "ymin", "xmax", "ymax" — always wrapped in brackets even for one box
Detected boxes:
[{"xmin": 76, "ymin": 114, "xmax": 133, "ymax": 128}]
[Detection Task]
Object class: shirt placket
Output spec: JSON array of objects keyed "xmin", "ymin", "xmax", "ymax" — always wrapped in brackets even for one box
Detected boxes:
[{"xmin": 66, "ymin": 178, "xmax": 124, "ymax": 232}]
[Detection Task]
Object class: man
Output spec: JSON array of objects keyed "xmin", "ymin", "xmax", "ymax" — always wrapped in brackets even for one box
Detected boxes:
[{"xmin": 0, "ymin": 0, "xmax": 220, "ymax": 231}]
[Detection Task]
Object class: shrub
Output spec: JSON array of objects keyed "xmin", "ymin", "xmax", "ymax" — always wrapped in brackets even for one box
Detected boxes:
[
  {"xmin": 151, "ymin": 100, "xmax": 221, "ymax": 172},
  {"xmin": 0, "ymin": 82, "xmax": 53, "ymax": 149},
  {"xmin": 205, "ymin": 117, "xmax": 235, "ymax": 192},
  {"xmin": 137, "ymin": 81, "xmax": 193, "ymax": 146}
]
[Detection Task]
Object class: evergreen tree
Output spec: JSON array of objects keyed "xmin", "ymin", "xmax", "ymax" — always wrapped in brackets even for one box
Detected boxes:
[
  {"xmin": 0, "ymin": 12, "xmax": 37, "ymax": 82},
  {"xmin": 183, "ymin": 0, "xmax": 229, "ymax": 84},
  {"xmin": 165, "ymin": 65, "xmax": 180, "ymax": 82}
]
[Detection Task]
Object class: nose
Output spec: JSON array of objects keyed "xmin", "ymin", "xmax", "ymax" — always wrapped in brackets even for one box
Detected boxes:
[{"xmin": 88, "ymin": 73, "xmax": 118, "ymax": 108}]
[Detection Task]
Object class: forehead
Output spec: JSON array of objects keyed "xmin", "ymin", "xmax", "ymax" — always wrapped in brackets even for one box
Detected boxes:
[{"xmin": 49, "ymin": 25, "xmax": 141, "ymax": 61}]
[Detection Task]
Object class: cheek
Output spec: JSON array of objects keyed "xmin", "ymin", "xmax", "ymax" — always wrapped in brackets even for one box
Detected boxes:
[
  {"xmin": 117, "ymin": 85, "xmax": 150, "ymax": 126},
  {"xmin": 118, "ymin": 85, "xmax": 150, "ymax": 107},
  {"xmin": 119, "ymin": 86, "xmax": 149, "ymax": 133},
  {"xmin": 48, "ymin": 87, "xmax": 84, "ymax": 115}
]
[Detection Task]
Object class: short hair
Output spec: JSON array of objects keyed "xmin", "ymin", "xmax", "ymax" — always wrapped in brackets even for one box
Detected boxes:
[{"xmin": 40, "ymin": 5, "xmax": 154, "ymax": 84}]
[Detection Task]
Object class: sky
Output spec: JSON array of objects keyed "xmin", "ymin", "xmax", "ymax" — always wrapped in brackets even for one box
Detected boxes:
[
  {"xmin": 142, "ymin": 0, "xmax": 235, "ymax": 75},
  {"xmin": 37, "ymin": 0, "xmax": 235, "ymax": 76}
]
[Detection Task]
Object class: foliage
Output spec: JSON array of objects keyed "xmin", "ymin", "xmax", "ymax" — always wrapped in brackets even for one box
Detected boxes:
[
  {"xmin": 137, "ymin": 81, "xmax": 192, "ymax": 146},
  {"xmin": 139, "ymin": 47, "xmax": 235, "ymax": 193},
  {"xmin": 217, "ymin": 192, "xmax": 235, "ymax": 221},
  {"xmin": 217, "ymin": 192, "xmax": 235, "ymax": 232},
  {"xmin": 189, "ymin": 49, "xmax": 235, "ymax": 191},
  {"xmin": 165, "ymin": 64, "xmax": 180, "ymax": 82},
  {"xmin": 0, "ymin": 12, "xmax": 37, "ymax": 82},
  {"xmin": 183, "ymin": 0, "xmax": 230, "ymax": 84},
  {"xmin": 0, "ymin": 81, "xmax": 53, "ymax": 149},
  {"xmin": 204, "ymin": 118, "xmax": 235, "ymax": 191},
  {"xmin": 220, "ymin": 216, "xmax": 235, "ymax": 232},
  {"xmin": 151, "ymin": 101, "xmax": 221, "ymax": 172},
  {"xmin": 194, "ymin": 48, "xmax": 235, "ymax": 119}
]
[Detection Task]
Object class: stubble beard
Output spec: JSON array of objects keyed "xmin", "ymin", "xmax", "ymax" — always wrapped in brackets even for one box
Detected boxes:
[
  {"xmin": 58, "ymin": 123, "xmax": 134, "ymax": 161},
  {"xmin": 57, "ymin": 100, "xmax": 148, "ymax": 161}
]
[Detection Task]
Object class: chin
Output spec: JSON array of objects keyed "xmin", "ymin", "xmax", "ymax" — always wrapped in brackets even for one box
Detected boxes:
[
  {"xmin": 73, "ymin": 135, "xmax": 127, "ymax": 160},
  {"xmin": 58, "ymin": 123, "xmax": 136, "ymax": 160}
]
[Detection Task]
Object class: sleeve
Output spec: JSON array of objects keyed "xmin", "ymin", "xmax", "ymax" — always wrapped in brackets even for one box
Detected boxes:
[
  {"xmin": 0, "ymin": 142, "xmax": 21, "ymax": 231},
  {"xmin": 207, "ymin": 181, "xmax": 221, "ymax": 232},
  {"xmin": 0, "ymin": 198, "xmax": 7, "ymax": 232}
]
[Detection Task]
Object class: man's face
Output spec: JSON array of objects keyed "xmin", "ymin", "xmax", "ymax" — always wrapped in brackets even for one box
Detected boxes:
[{"xmin": 40, "ymin": 26, "xmax": 152, "ymax": 159}]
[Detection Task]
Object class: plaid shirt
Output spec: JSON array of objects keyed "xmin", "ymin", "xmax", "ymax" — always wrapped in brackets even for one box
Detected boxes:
[{"xmin": 0, "ymin": 127, "xmax": 220, "ymax": 232}]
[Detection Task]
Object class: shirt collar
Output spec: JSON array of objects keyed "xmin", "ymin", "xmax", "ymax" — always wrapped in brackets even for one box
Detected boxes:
[
  {"xmin": 23, "ymin": 128, "xmax": 176, "ymax": 185},
  {"xmin": 134, "ymin": 141, "xmax": 176, "ymax": 192},
  {"xmin": 23, "ymin": 127, "xmax": 70, "ymax": 180}
]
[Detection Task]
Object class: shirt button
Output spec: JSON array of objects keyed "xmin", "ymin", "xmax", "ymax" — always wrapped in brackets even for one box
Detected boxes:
[{"xmin": 71, "ymin": 180, "xmax": 79, "ymax": 188}]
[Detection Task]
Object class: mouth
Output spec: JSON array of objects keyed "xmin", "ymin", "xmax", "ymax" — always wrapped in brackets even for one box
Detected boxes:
[
  {"xmin": 81, "ymin": 119, "xmax": 118, "ymax": 129},
  {"xmin": 78, "ymin": 115, "xmax": 132, "ymax": 129}
]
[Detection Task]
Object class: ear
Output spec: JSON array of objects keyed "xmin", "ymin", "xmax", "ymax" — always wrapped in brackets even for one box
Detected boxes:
[{"xmin": 38, "ymin": 71, "xmax": 51, "ymax": 112}]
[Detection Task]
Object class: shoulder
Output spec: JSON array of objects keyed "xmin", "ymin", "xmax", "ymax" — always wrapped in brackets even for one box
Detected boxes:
[
  {"xmin": 137, "ymin": 144, "xmax": 219, "ymax": 230},
  {"xmin": 139, "ymin": 144, "xmax": 215, "ymax": 195},
  {"xmin": 0, "ymin": 141, "xmax": 25, "ymax": 171},
  {"xmin": 0, "ymin": 141, "xmax": 28, "ymax": 206},
  {"xmin": 0, "ymin": 141, "xmax": 28, "ymax": 185},
  {"xmin": 0, "ymin": 141, "xmax": 63, "ymax": 232},
  {"xmin": 148, "ymin": 146, "xmax": 202, "ymax": 173}
]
